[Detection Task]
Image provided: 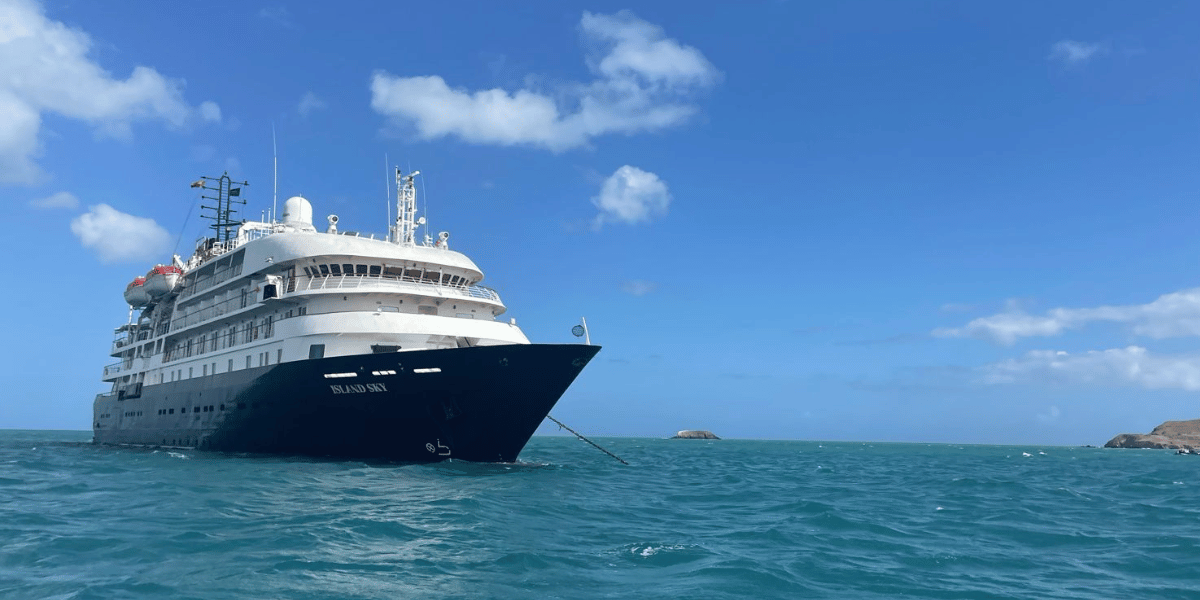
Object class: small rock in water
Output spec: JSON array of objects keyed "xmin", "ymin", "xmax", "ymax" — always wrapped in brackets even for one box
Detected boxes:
[{"xmin": 671, "ymin": 430, "xmax": 720, "ymax": 440}]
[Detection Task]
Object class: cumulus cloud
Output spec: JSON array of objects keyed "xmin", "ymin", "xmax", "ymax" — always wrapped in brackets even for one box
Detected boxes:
[
  {"xmin": 370, "ymin": 10, "xmax": 719, "ymax": 151},
  {"xmin": 29, "ymin": 190, "xmax": 77, "ymax": 209},
  {"xmin": 199, "ymin": 101, "xmax": 221, "ymax": 123},
  {"xmin": 981, "ymin": 346, "xmax": 1200, "ymax": 391},
  {"xmin": 70, "ymin": 204, "xmax": 172, "ymax": 263},
  {"xmin": 592, "ymin": 165, "xmax": 671, "ymax": 228},
  {"xmin": 621, "ymin": 280, "xmax": 658, "ymax": 296},
  {"xmin": 1048, "ymin": 40, "xmax": 1106, "ymax": 66},
  {"xmin": 0, "ymin": 0, "xmax": 218, "ymax": 184},
  {"xmin": 297, "ymin": 91, "xmax": 326, "ymax": 116},
  {"xmin": 933, "ymin": 288, "xmax": 1200, "ymax": 345}
]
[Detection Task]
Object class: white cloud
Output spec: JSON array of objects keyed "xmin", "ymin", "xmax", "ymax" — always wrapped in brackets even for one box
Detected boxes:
[
  {"xmin": 29, "ymin": 190, "xmax": 77, "ymax": 209},
  {"xmin": 0, "ymin": 0, "xmax": 217, "ymax": 185},
  {"xmin": 297, "ymin": 91, "xmax": 325, "ymax": 116},
  {"xmin": 981, "ymin": 346, "xmax": 1200, "ymax": 391},
  {"xmin": 1036, "ymin": 405, "xmax": 1061, "ymax": 424},
  {"xmin": 70, "ymin": 204, "xmax": 172, "ymax": 263},
  {"xmin": 1048, "ymin": 40, "xmax": 1106, "ymax": 66},
  {"xmin": 370, "ymin": 10, "xmax": 718, "ymax": 151},
  {"xmin": 933, "ymin": 288, "xmax": 1200, "ymax": 345},
  {"xmin": 259, "ymin": 7, "xmax": 297, "ymax": 29},
  {"xmin": 199, "ymin": 101, "xmax": 221, "ymax": 123},
  {"xmin": 621, "ymin": 279, "xmax": 658, "ymax": 296},
  {"xmin": 592, "ymin": 165, "xmax": 671, "ymax": 227}
]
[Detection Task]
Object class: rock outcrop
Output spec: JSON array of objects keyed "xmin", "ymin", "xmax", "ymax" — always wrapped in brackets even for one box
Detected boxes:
[
  {"xmin": 1105, "ymin": 419, "xmax": 1200, "ymax": 449},
  {"xmin": 671, "ymin": 430, "xmax": 720, "ymax": 440}
]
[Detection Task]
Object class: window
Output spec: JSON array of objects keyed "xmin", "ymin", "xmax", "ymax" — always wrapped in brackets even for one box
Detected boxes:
[
  {"xmin": 369, "ymin": 265, "xmax": 381, "ymax": 277},
  {"xmin": 356, "ymin": 264, "xmax": 368, "ymax": 275},
  {"xmin": 309, "ymin": 344, "xmax": 325, "ymax": 359},
  {"xmin": 418, "ymin": 305, "xmax": 437, "ymax": 315},
  {"xmin": 343, "ymin": 264, "xmax": 354, "ymax": 275},
  {"xmin": 246, "ymin": 356, "xmax": 251, "ymax": 368},
  {"xmin": 277, "ymin": 349, "xmax": 283, "ymax": 364},
  {"xmin": 188, "ymin": 367, "xmax": 193, "ymax": 378},
  {"xmin": 330, "ymin": 264, "xmax": 341, "ymax": 275},
  {"xmin": 319, "ymin": 264, "xmax": 329, "ymax": 276},
  {"xmin": 202, "ymin": 364, "xmax": 207, "ymax": 376},
  {"xmin": 228, "ymin": 359, "xmax": 233, "ymax": 372}
]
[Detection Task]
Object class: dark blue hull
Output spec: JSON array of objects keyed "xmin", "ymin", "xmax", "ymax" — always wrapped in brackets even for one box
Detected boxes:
[{"xmin": 93, "ymin": 344, "xmax": 600, "ymax": 462}]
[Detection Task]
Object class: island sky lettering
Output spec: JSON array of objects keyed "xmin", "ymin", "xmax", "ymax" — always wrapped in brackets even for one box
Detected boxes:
[{"xmin": 329, "ymin": 383, "xmax": 388, "ymax": 395}]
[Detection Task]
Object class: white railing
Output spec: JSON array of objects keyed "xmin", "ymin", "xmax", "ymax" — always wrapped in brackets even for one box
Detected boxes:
[
  {"xmin": 296, "ymin": 274, "xmax": 502, "ymax": 303},
  {"xmin": 166, "ymin": 274, "xmax": 502, "ymax": 337},
  {"xmin": 184, "ymin": 226, "xmax": 274, "ymax": 271},
  {"xmin": 103, "ymin": 362, "xmax": 123, "ymax": 378}
]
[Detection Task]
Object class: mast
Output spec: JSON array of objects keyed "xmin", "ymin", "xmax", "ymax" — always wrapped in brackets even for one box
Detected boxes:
[
  {"xmin": 392, "ymin": 168, "xmax": 423, "ymax": 246},
  {"xmin": 196, "ymin": 172, "xmax": 248, "ymax": 244}
]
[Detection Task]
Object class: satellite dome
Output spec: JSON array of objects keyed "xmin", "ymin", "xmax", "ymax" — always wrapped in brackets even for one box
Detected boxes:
[{"xmin": 282, "ymin": 196, "xmax": 313, "ymax": 226}]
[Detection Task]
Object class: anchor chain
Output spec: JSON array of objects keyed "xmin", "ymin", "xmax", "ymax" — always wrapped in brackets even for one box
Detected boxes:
[{"xmin": 546, "ymin": 414, "xmax": 629, "ymax": 465}]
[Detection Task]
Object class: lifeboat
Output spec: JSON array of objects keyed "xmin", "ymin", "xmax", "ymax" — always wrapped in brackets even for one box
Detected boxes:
[
  {"xmin": 123, "ymin": 277, "xmax": 150, "ymax": 307},
  {"xmin": 144, "ymin": 265, "xmax": 183, "ymax": 298}
]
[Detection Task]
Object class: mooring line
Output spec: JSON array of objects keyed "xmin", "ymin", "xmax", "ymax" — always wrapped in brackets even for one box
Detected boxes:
[{"xmin": 546, "ymin": 415, "xmax": 629, "ymax": 465}]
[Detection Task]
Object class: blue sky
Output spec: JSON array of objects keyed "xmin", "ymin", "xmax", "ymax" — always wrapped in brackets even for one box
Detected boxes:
[{"xmin": 2, "ymin": 0, "xmax": 1199, "ymax": 444}]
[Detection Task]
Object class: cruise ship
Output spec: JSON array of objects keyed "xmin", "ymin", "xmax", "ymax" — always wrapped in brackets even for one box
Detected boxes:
[{"xmin": 93, "ymin": 170, "xmax": 600, "ymax": 462}]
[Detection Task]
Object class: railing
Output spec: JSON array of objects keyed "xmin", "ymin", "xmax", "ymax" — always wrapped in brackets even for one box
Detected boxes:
[
  {"xmin": 164, "ymin": 274, "xmax": 502, "ymax": 341},
  {"xmin": 183, "ymin": 226, "xmax": 274, "ymax": 271},
  {"xmin": 296, "ymin": 274, "xmax": 502, "ymax": 303},
  {"xmin": 103, "ymin": 362, "xmax": 123, "ymax": 378},
  {"xmin": 111, "ymin": 329, "xmax": 151, "ymax": 354}
]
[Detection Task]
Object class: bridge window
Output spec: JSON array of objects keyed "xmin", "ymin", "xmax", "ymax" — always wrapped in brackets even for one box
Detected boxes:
[{"xmin": 330, "ymin": 264, "xmax": 341, "ymax": 275}]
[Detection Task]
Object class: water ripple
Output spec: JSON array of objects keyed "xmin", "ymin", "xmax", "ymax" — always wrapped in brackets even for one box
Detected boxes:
[{"xmin": 2, "ymin": 432, "xmax": 1200, "ymax": 599}]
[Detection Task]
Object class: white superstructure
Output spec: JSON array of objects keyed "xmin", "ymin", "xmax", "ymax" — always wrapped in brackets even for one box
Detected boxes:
[{"xmin": 103, "ymin": 170, "xmax": 529, "ymax": 399}]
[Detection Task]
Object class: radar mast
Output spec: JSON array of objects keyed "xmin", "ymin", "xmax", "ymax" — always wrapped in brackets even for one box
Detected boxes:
[
  {"xmin": 392, "ymin": 168, "xmax": 422, "ymax": 246},
  {"xmin": 195, "ymin": 173, "xmax": 248, "ymax": 244}
]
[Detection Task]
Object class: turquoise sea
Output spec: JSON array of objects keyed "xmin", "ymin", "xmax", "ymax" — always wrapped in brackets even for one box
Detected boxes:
[{"xmin": 2, "ymin": 430, "xmax": 1198, "ymax": 599}]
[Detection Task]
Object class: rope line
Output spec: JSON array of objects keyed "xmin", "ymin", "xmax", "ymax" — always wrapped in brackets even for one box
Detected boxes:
[{"xmin": 546, "ymin": 414, "xmax": 628, "ymax": 465}]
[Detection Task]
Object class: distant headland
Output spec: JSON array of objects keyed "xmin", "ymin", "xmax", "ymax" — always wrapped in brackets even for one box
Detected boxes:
[
  {"xmin": 1105, "ymin": 419, "xmax": 1200, "ymax": 450},
  {"xmin": 671, "ymin": 430, "xmax": 720, "ymax": 439}
]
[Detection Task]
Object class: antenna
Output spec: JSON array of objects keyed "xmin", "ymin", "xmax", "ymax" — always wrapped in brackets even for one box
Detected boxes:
[
  {"xmin": 271, "ymin": 122, "xmax": 278, "ymax": 224},
  {"xmin": 196, "ymin": 172, "xmax": 248, "ymax": 243},
  {"xmin": 420, "ymin": 170, "xmax": 430, "ymax": 245},
  {"xmin": 385, "ymin": 153, "xmax": 391, "ymax": 241}
]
